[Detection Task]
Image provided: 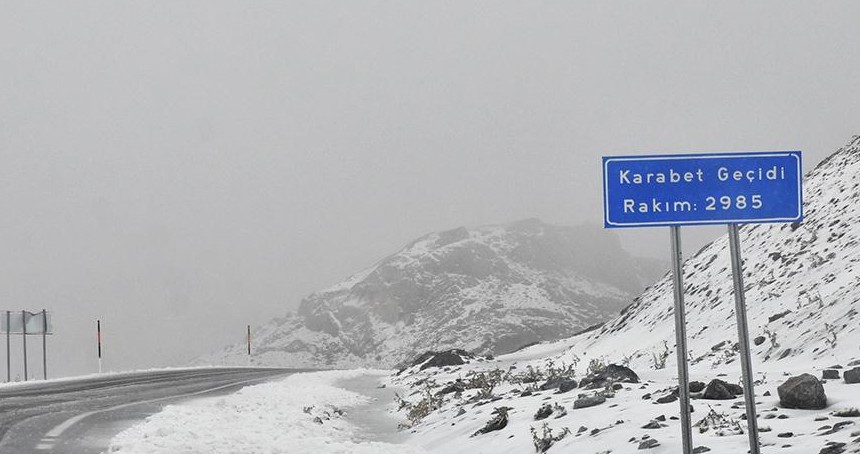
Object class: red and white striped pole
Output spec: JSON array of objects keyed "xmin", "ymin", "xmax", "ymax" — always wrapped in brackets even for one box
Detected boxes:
[{"xmin": 97, "ymin": 320, "xmax": 103, "ymax": 374}]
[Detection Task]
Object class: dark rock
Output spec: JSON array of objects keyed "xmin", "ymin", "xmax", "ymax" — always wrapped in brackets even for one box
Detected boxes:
[
  {"xmin": 641, "ymin": 421, "xmax": 664, "ymax": 429},
  {"xmin": 573, "ymin": 395, "xmax": 607, "ymax": 409},
  {"xmin": 764, "ymin": 391, "xmax": 772, "ymax": 396},
  {"xmin": 471, "ymin": 407, "xmax": 510, "ymax": 436},
  {"xmin": 534, "ymin": 403, "xmax": 553, "ymax": 420},
  {"xmin": 822, "ymin": 370, "xmax": 841, "ymax": 380},
  {"xmin": 638, "ymin": 439, "xmax": 659, "ymax": 449},
  {"xmin": 753, "ymin": 336, "xmax": 766, "ymax": 346},
  {"xmin": 655, "ymin": 415, "xmax": 666, "ymax": 421},
  {"xmin": 579, "ymin": 364, "xmax": 639, "ymax": 389},
  {"xmin": 692, "ymin": 447, "xmax": 711, "ymax": 453},
  {"xmin": 777, "ymin": 432, "xmax": 793, "ymax": 438},
  {"xmin": 415, "ymin": 349, "xmax": 475, "ymax": 370},
  {"xmin": 539, "ymin": 378, "xmax": 564, "ymax": 391},
  {"xmin": 778, "ymin": 374, "xmax": 827, "ymax": 409},
  {"xmin": 520, "ymin": 390, "xmax": 533, "ymax": 397},
  {"xmin": 702, "ymin": 379, "xmax": 737, "ymax": 400},
  {"xmin": 724, "ymin": 382, "xmax": 744, "ymax": 395},
  {"xmin": 655, "ymin": 394, "xmax": 678, "ymax": 404},
  {"xmin": 819, "ymin": 442, "xmax": 846, "ymax": 454},
  {"xmin": 844, "ymin": 367, "xmax": 860, "ymax": 384},
  {"xmin": 832, "ymin": 408, "xmax": 860, "ymax": 417},
  {"xmin": 557, "ymin": 379, "xmax": 578, "ymax": 393},
  {"xmin": 768, "ymin": 310, "xmax": 792, "ymax": 323},
  {"xmin": 437, "ymin": 381, "xmax": 466, "ymax": 395},
  {"xmin": 689, "ymin": 381, "xmax": 706, "ymax": 393}
]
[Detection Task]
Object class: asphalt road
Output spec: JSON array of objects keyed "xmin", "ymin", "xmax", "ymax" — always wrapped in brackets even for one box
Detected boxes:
[{"xmin": 0, "ymin": 367, "xmax": 298, "ymax": 454}]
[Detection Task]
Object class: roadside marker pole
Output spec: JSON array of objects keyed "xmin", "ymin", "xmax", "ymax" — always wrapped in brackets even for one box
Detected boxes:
[
  {"xmin": 42, "ymin": 309, "xmax": 48, "ymax": 380},
  {"xmin": 6, "ymin": 310, "xmax": 10, "ymax": 383},
  {"xmin": 728, "ymin": 224, "xmax": 761, "ymax": 454},
  {"xmin": 670, "ymin": 226, "xmax": 693, "ymax": 454},
  {"xmin": 22, "ymin": 310, "xmax": 28, "ymax": 381},
  {"xmin": 97, "ymin": 320, "xmax": 103, "ymax": 374},
  {"xmin": 247, "ymin": 325, "xmax": 251, "ymax": 356}
]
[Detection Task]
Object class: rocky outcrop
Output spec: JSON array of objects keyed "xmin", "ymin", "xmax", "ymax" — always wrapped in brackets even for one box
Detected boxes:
[{"xmin": 202, "ymin": 220, "xmax": 663, "ymax": 368}]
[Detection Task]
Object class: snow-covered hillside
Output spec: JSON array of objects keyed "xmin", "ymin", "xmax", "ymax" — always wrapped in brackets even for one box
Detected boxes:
[
  {"xmin": 554, "ymin": 135, "xmax": 860, "ymax": 371},
  {"xmin": 389, "ymin": 136, "xmax": 860, "ymax": 453},
  {"xmin": 200, "ymin": 219, "xmax": 665, "ymax": 369}
]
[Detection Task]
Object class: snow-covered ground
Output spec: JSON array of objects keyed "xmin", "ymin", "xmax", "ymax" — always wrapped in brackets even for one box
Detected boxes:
[
  {"xmin": 388, "ymin": 348, "xmax": 860, "ymax": 454},
  {"xmin": 103, "ymin": 358, "xmax": 860, "ymax": 453},
  {"xmin": 106, "ymin": 369, "xmax": 426, "ymax": 454}
]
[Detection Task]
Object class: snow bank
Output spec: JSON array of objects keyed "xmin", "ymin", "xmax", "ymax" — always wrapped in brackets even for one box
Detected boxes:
[{"xmin": 107, "ymin": 369, "xmax": 426, "ymax": 454}]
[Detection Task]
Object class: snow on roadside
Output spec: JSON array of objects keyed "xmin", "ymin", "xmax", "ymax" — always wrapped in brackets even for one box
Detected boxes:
[{"xmin": 107, "ymin": 369, "xmax": 426, "ymax": 454}]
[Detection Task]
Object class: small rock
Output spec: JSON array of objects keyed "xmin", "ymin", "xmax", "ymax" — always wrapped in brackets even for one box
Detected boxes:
[
  {"xmin": 689, "ymin": 381, "xmax": 706, "ymax": 393},
  {"xmin": 702, "ymin": 379, "xmax": 737, "ymax": 400},
  {"xmin": 822, "ymin": 370, "xmax": 841, "ymax": 380},
  {"xmin": 638, "ymin": 438, "xmax": 659, "ymax": 449},
  {"xmin": 844, "ymin": 367, "xmax": 860, "ymax": 384},
  {"xmin": 471, "ymin": 407, "xmax": 510, "ymax": 436},
  {"xmin": 692, "ymin": 447, "xmax": 711, "ymax": 453},
  {"xmin": 656, "ymin": 394, "xmax": 678, "ymax": 404},
  {"xmin": 753, "ymin": 336, "xmax": 766, "ymax": 346},
  {"xmin": 777, "ymin": 432, "xmax": 793, "ymax": 438},
  {"xmin": 778, "ymin": 374, "xmax": 827, "ymax": 409},
  {"xmin": 534, "ymin": 403, "xmax": 553, "ymax": 420},
  {"xmin": 641, "ymin": 421, "xmax": 664, "ymax": 429},
  {"xmin": 819, "ymin": 442, "xmax": 846, "ymax": 454},
  {"xmin": 832, "ymin": 408, "xmax": 860, "ymax": 417},
  {"xmin": 574, "ymin": 395, "xmax": 607, "ymax": 409},
  {"xmin": 557, "ymin": 379, "xmax": 578, "ymax": 393}
]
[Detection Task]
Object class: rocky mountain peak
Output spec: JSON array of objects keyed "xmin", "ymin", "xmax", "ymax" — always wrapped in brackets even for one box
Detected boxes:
[{"xmin": 201, "ymin": 219, "xmax": 665, "ymax": 369}]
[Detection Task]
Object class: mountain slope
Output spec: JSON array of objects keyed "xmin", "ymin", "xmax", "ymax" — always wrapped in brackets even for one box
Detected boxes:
[
  {"xmin": 202, "ymin": 219, "xmax": 665, "ymax": 368},
  {"xmin": 535, "ymin": 135, "xmax": 860, "ymax": 371},
  {"xmin": 387, "ymin": 136, "xmax": 860, "ymax": 454}
]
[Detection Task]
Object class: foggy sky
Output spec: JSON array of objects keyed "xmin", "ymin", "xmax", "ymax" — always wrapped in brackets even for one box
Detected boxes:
[{"xmin": 2, "ymin": 1, "xmax": 859, "ymax": 377}]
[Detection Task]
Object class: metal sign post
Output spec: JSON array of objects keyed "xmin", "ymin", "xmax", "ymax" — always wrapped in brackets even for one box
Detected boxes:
[
  {"xmin": 728, "ymin": 224, "xmax": 760, "ymax": 454},
  {"xmin": 603, "ymin": 150, "xmax": 803, "ymax": 454},
  {"xmin": 670, "ymin": 226, "xmax": 693, "ymax": 453}
]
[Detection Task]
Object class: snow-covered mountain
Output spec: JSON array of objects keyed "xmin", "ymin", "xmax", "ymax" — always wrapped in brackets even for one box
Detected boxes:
[
  {"xmin": 543, "ymin": 135, "xmax": 860, "ymax": 371},
  {"xmin": 201, "ymin": 219, "xmax": 665, "ymax": 368},
  {"xmin": 388, "ymin": 135, "xmax": 860, "ymax": 454}
]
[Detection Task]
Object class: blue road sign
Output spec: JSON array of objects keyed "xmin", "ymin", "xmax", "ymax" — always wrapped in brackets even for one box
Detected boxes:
[{"xmin": 603, "ymin": 151, "xmax": 802, "ymax": 228}]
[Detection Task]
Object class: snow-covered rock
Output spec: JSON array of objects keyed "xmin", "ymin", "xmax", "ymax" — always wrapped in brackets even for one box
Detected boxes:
[{"xmin": 199, "ymin": 219, "xmax": 665, "ymax": 368}]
